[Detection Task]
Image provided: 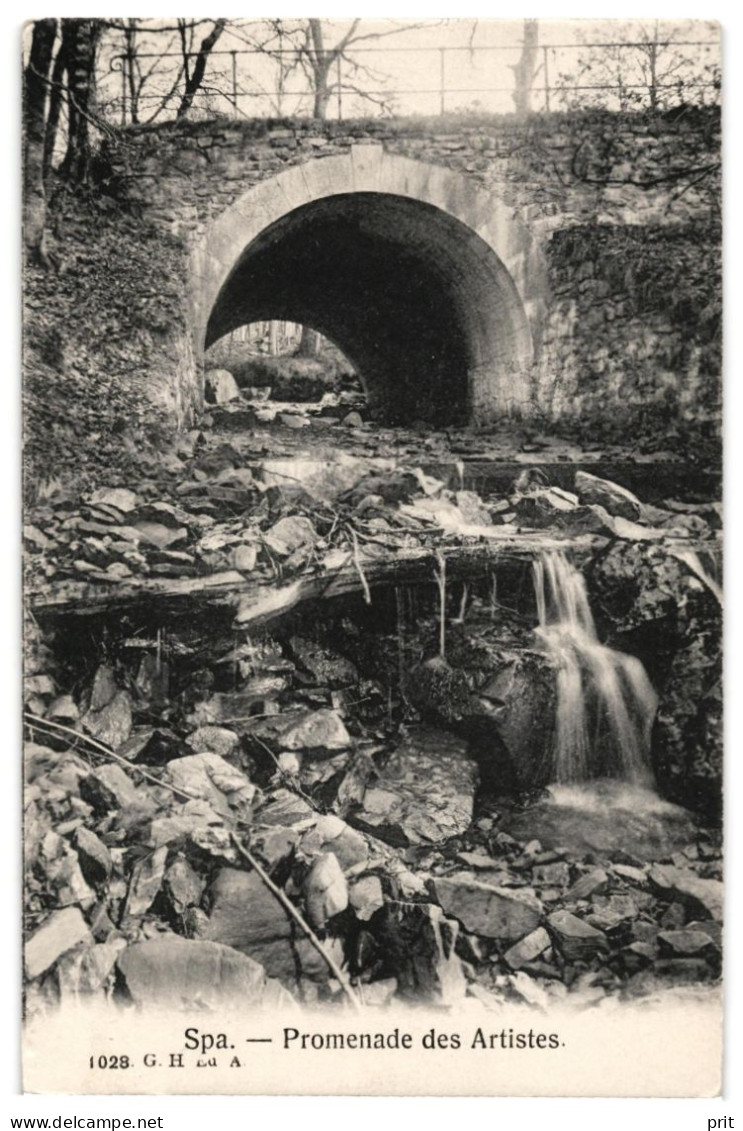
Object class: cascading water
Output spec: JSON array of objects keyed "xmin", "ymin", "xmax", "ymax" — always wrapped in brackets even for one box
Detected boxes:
[{"xmin": 533, "ymin": 552, "xmax": 658, "ymax": 786}]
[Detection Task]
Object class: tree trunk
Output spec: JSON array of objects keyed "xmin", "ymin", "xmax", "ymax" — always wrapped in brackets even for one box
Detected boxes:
[
  {"xmin": 297, "ymin": 326, "xmax": 320, "ymax": 358},
  {"xmin": 59, "ymin": 19, "xmax": 102, "ymax": 185},
  {"xmin": 176, "ymin": 19, "xmax": 226, "ymax": 118},
  {"xmin": 23, "ymin": 18, "xmax": 57, "ymax": 263},
  {"xmin": 43, "ymin": 32, "xmax": 69, "ymax": 183},
  {"xmin": 312, "ymin": 65, "xmax": 333, "ymax": 120},
  {"xmin": 511, "ymin": 19, "xmax": 539, "ymax": 117}
]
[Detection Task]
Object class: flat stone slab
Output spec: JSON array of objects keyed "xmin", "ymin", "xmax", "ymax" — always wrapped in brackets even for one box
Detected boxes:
[{"xmin": 352, "ymin": 726, "xmax": 478, "ymax": 847}]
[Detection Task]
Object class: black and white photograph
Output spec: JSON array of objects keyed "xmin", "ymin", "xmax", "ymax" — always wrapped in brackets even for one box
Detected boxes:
[{"xmin": 19, "ymin": 16, "xmax": 725, "ymax": 1097}]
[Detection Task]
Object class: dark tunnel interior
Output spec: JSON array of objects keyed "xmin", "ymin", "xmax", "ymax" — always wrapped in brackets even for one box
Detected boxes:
[{"xmin": 206, "ymin": 192, "xmax": 529, "ymax": 426}]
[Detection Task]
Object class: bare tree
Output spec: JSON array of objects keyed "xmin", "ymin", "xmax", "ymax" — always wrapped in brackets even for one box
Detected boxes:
[
  {"xmin": 23, "ymin": 18, "xmax": 57, "ymax": 262},
  {"xmin": 58, "ymin": 19, "xmax": 103, "ymax": 183},
  {"xmin": 511, "ymin": 19, "xmax": 540, "ymax": 116},
  {"xmin": 177, "ymin": 18, "xmax": 227, "ymax": 118},
  {"xmin": 555, "ymin": 20, "xmax": 720, "ymax": 112}
]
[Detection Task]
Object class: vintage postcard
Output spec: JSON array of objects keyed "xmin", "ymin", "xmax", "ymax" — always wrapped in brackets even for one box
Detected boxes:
[{"xmin": 21, "ymin": 17, "xmax": 723, "ymax": 1096}]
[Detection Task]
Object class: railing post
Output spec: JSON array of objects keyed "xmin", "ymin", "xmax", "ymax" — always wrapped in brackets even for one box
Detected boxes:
[
  {"xmin": 543, "ymin": 45, "xmax": 551, "ymax": 112},
  {"xmin": 121, "ymin": 56, "xmax": 127, "ymax": 126},
  {"xmin": 337, "ymin": 54, "xmax": 343, "ymax": 120},
  {"xmin": 231, "ymin": 51, "xmax": 238, "ymax": 115},
  {"xmin": 439, "ymin": 47, "xmax": 446, "ymax": 115}
]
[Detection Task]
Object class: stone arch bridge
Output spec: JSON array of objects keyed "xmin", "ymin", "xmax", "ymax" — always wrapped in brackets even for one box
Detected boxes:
[{"xmin": 106, "ymin": 111, "xmax": 720, "ymax": 429}]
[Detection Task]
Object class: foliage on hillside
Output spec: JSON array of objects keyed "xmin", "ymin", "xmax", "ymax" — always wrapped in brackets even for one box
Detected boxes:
[{"xmin": 23, "ymin": 192, "xmax": 190, "ymax": 495}]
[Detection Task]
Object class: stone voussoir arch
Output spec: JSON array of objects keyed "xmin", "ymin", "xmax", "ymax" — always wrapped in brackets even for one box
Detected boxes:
[{"xmin": 190, "ymin": 144, "xmax": 547, "ymax": 422}]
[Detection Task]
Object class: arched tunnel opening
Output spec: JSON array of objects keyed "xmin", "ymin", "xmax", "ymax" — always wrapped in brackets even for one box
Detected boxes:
[{"xmin": 205, "ymin": 192, "xmax": 532, "ymax": 427}]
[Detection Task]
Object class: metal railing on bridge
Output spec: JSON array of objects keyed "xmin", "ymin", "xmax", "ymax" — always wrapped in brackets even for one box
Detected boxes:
[{"xmin": 107, "ymin": 38, "xmax": 720, "ymax": 125}]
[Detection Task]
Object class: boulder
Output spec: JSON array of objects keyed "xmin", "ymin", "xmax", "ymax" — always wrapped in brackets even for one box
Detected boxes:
[
  {"xmin": 87, "ymin": 488, "xmax": 139, "ymax": 514},
  {"xmin": 25, "ymin": 907, "xmax": 92, "ymax": 980},
  {"xmin": 278, "ymin": 709, "xmax": 351, "ymax": 755},
  {"xmin": 82, "ymin": 689, "xmax": 132, "ymax": 750},
  {"xmin": 164, "ymin": 753, "xmax": 257, "ymax": 822},
  {"xmin": 303, "ymin": 852, "xmax": 349, "ymax": 929},
  {"xmin": 648, "ymin": 865, "xmax": 723, "ymax": 921},
  {"xmin": 263, "ymin": 515, "xmax": 317, "ymax": 557},
  {"xmin": 57, "ymin": 940, "xmax": 125, "ymax": 999},
  {"xmin": 36, "ymin": 831, "xmax": 95, "ymax": 909},
  {"xmin": 574, "ymin": 470, "xmax": 644, "ymax": 521},
  {"xmin": 185, "ymin": 725, "xmax": 240, "ymax": 758},
  {"xmin": 503, "ymin": 926, "xmax": 551, "ymax": 970},
  {"xmin": 547, "ymin": 910, "xmax": 608, "ymax": 960},
  {"xmin": 370, "ymin": 901, "xmax": 466, "ymax": 1005},
  {"xmin": 349, "ymin": 875, "xmax": 385, "ymax": 921},
  {"xmin": 116, "ymin": 936, "xmax": 292, "ymax": 1009},
  {"xmin": 202, "ymin": 868, "xmax": 335, "ymax": 989},
  {"xmin": 163, "ymin": 854, "xmax": 206, "ymax": 914},
  {"xmin": 205, "ymin": 368, "xmax": 240, "ymax": 404},
  {"xmin": 352, "ymin": 726, "xmax": 478, "ymax": 847},
  {"xmin": 434, "ymin": 873, "xmax": 543, "ymax": 941},
  {"xmin": 657, "ymin": 928, "xmax": 720, "ymax": 958},
  {"xmin": 80, "ymin": 763, "xmax": 155, "ymax": 816},
  {"xmin": 566, "ymin": 868, "xmax": 609, "ymax": 901},
  {"xmin": 73, "ymin": 827, "xmax": 112, "ymax": 886},
  {"xmin": 475, "ymin": 653, "xmax": 557, "ymax": 790},
  {"xmin": 288, "ymin": 637, "xmax": 359, "ymax": 688},
  {"xmin": 122, "ymin": 845, "xmax": 168, "ymax": 919}
]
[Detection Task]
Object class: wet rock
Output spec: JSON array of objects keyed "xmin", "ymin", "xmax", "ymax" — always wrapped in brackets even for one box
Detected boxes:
[
  {"xmin": 455, "ymin": 490, "xmax": 492, "ymax": 526},
  {"xmin": 547, "ymin": 910, "xmax": 608, "ymax": 960},
  {"xmin": 503, "ymin": 926, "xmax": 551, "ymax": 970},
  {"xmin": 205, "ymin": 369, "xmax": 240, "ymax": 404},
  {"xmin": 164, "ymin": 753, "xmax": 257, "ymax": 822},
  {"xmin": 304, "ymin": 852, "xmax": 349, "ymax": 929},
  {"xmin": 82, "ymin": 689, "xmax": 132, "ymax": 750},
  {"xmin": 474, "ymin": 653, "xmax": 556, "ymax": 789},
  {"xmin": 514, "ymin": 487, "xmax": 578, "ymax": 527},
  {"xmin": 25, "ymin": 907, "xmax": 92, "ymax": 980},
  {"xmin": 574, "ymin": 470, "xmax": 644, "ymax": 521},
  {"xmin": 185, "ymin": 726, "xmax": 240, "ymax": 758},
  {"xmin": 352, "ymin": 727, "xmax": 477, "ymax": 847},
  {"xmin": 648, "ymin": 865, "xmax": 723, "ymax": 921},
  {"xmin": 370, "ymin": 901, "xmax": 466, "ymax": 1004},
  {"xmin": 263, "ymin": 515, "xmax": 317, "ymax": 557},
  {"xmin": 116, "ymin": 936, "xmax": 292, "ymax": 1009},
  {"xmin": 343, "ymin": 411, "xmax": 364, "ymax": 428},
  {"xmin": 73, "ymin": 827, "xmax": 112, "ymax": 886},
  {"xmin": 434, "ymin": 874, "xmax": 543, "ymax": 941}
]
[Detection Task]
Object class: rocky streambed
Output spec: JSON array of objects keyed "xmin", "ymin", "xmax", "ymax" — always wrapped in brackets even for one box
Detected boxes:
[{"xmin": 23, "ymin": 417, "xmax": 723, "ymax": 1019}]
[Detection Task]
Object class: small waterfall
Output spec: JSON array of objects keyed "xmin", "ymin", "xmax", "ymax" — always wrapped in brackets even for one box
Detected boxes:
[{"xmin": 533, "ymin": 552, "xmax": 658, "ymax": 785}]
